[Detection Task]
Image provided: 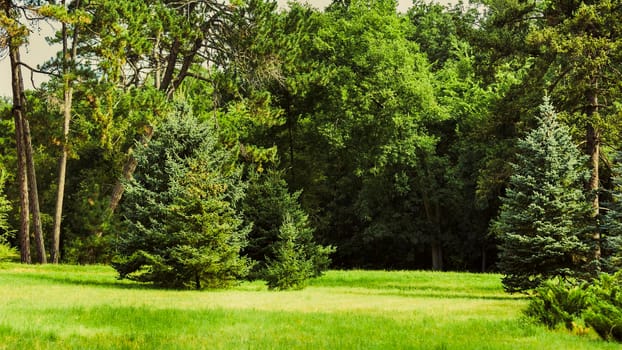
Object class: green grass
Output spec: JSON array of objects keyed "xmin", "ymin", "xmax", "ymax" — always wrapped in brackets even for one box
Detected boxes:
[{"xmin": 0, "ymin": 264, "xmax": 617, "ymax": 349}]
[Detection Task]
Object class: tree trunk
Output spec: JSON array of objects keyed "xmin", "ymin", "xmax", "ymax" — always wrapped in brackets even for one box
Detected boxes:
[
  {"xmin": 13, "ymin": 108, "xmax": 31, "ymax": 264},
  {"xmin": 51, "ymin": 8, "xmax": 79, "ymax": 263},
  {"xmin": 107, "ymin": 126, "xmax": 154, "ymax": 217},
  {"xmin": 586, "ymin": 103, "xmax": 601, "ymax": 266},
  {"xmin": 422, "ymin": 185, "xmax": 443, "ymax": 271},
  {"xmin": 5, "ymin": 0, "xmax": 31, "ymax": 263},
  {"xmin": 431, "ymin": 241, "xmax": 443, "ymax": 271},
  {"xmin": 10, "ymin": 94, "xmax": 31, "ymax": 264},
  {"xmin": 23, "ymin": 117, "xmax": 46, "ymax": 263}
]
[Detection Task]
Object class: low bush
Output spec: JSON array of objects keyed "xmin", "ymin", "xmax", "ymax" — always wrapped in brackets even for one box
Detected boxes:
[
  {"xmin": 524, "ymin": 278, "xmax": 588, "ymax": 330},
  {"xmin": 0, "ymin": 243, "xmax": 18, "ymax": 262},
  {"xmin": 584, "ymin": 271, "xmax": 622, "ymax": 342},
  {"xmin": 525, "ymin": 272, "xmax": 622, "ymax": 342}
]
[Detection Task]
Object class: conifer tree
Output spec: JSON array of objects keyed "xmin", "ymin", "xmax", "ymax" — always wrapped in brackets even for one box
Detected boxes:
[
  {"xmin": 602, "ymin": 154, "xmax": 622, "ymax": 272},
  {"xmin": 242, "ymin": 170, "xmax": 334, "ymax": 285},
  {"xmin": 112, "ymin": 108, "xmax": 251, "ymax": 289},
  {"xmin": 492, "ymin": 98, "xmax": 594, "ymax": 293}
]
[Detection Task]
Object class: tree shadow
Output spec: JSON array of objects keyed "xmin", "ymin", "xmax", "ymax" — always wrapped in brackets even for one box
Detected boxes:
[{"xmin": 8, "ymin": 272, "xmax": 159, "ymax": 290}]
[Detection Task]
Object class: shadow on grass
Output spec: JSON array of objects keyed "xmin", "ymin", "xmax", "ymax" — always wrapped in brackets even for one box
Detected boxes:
[
  {"xmin": 5, "ymin": 272, "xmax": 158, "ymax": 290},
  {"xmin": 336, "ymin": 287, "xmax": 528, "ymax": 301}
]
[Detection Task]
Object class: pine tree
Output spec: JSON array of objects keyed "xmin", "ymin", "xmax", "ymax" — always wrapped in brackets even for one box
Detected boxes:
[
  {"xmin": 492, "ymin": 97, "xmax": 594, "ymax": 293},
  {"xmin": 112, "ymin": 108, "xmax": 251, "ymax": 289}
]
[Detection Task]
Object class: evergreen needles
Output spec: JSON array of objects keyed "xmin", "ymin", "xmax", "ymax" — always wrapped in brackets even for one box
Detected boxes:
[{"xmin": 492, "ymin": 98, "xmax": 595, "ymax": 293}]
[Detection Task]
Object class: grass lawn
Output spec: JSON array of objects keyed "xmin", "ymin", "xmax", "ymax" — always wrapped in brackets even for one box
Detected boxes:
[{"xmin": 0, "ymin": 264, "xmax": 617, "ymax": 349}]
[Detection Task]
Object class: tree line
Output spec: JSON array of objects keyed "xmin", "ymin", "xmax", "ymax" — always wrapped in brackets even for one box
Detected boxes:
[{"xmin": 0, "ymin": 0, "xmax": 621, "ymax": 288}]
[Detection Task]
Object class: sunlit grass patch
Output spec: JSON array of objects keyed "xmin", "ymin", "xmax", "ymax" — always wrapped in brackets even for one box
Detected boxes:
[{"xmin": 0, "ymin": 263, "xmax": 618, "ymax": 349}]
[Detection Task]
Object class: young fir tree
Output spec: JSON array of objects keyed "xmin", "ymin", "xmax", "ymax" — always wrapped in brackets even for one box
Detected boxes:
[
  {"xmin": 264, "ymin": 213, "xmax": 315, "ymax": 290},
  {"xmin": 492, "ymin": 98, "xmax": 594, "ymax": 293},
  {"xmin": 242, "ymin": 170, "xmax": 334, "ymax": 287},
  {"xmin": 602, "ymin": 154, "xmax": 622, "ymax": 272},
  {"xmin": 112, "ymin": 109, "xmax": 251, "ymax": 289}
]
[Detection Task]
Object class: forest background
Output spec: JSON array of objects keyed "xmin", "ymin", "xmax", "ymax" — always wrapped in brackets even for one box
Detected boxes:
[{"xmin": 1, "ymin": 0, "xmax": 621, "ymax": 276}]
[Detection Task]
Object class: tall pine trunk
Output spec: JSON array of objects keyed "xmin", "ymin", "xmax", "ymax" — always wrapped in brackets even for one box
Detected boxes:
[
  {"xmin": 586, "ymin": 84, "xmax": 601, "ymax": 268},
  {"xmin": 23, "ymin": 116, "xmax": 46, "ymax": 263},
  {"xmin": 9, "ymin": 47, "xmax": 31, "ymax": 263},
  {"xmin": 4, "ymin": 0, "xmax": 34, "ymax": 263},
  {"xmin": 51, "ymin": 7, "xmax": 79, "ymax": 263},
  {"xmin": 4, "ymin": 0, "xmax": 51, "ymax": 264}
]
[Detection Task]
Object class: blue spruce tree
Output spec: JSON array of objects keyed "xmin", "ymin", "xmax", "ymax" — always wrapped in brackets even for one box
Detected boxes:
[
  {"xmin": 112, "ymin": 109, "xmax": 251, "ymax": 289},
  {"xmin": 492, "ymin": 98, "xmax": 595, "ymax": 293}
]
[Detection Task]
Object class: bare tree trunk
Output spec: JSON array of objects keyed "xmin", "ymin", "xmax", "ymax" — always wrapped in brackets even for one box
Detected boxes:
[
  {"xmin": 51, "ymin": 5, "xmax": 79, "ymax": 263},
  {"xmin": 23, "ymin": 117, "xmax": 46, "ymax": 263},
  {"xmin": 5, "ymin": 0, "xmax": 31, "ymax": 263},
  {"xmin": 422, "ymin": 188, "xmax": 443, "ymax": 271},
  {"xmin": 13, "ymin": 108, "xmax": 31, "ymax": 264},
  {"xmin": 586, "ymin": 88, "xmax": 601, "ymax": 266},
  {"xmin": 431, "ymin": 241, "xmax": 443, "ymax": 271},
  {"xmin": 107, "ymin": 153, "xmax": 138, "ymax": 215},
  {"xmin": 10, "ymin": 91, "xmax": 31, "ymax": 264},
  {"xmin": 4, "ymin": 0, "xmax": 46, "ymax": 264},
  {"xmin": 106, "ymin": 126, "xmax": 154, "ymax": 217}
]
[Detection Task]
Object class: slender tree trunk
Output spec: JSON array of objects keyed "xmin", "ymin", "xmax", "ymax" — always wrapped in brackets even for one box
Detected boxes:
[
  {"xmin": 107, "ymin": 126, "xmax": 154, "ymax": 216},
  {"xmin": 431, "ymin": 241, "xmax": 443, "ymax": 271},
  {"xmin": 23, "ymin": 117, "xmax": 46, "ymax": 263},
  {"xmin": 422, "ymin": 187, "xmax": 443, "ymax": 271},
  {"xmin": 586, "ymin": 86, "xmax": 601, "ymax": 266},
  {"xmin": 5, "ymin": 0, "xmax": 31, "ymax": 263},
  {"xmin": 9, "ymin": 67, "xmax": 31, "ymax": 263},
  {"xmin": 4, "ymin": 0, "xmax": 46, "ymax": 263},
  {"xmin": 51, "ymin": 6, "xmax": 79, "ymax": 263},
  {"xmin": 51, "ymin": 84, "xmax": 72, "ymax": 263}
]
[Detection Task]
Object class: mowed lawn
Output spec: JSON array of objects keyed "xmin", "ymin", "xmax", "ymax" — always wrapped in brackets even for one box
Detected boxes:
[{"xmin": 0, "ymin": 264, "xmax": 617, "ymax": 350}]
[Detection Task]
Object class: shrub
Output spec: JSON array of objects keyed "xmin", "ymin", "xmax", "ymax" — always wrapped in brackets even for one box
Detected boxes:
[
  {"xmin": 0, "ymin": 169, "xmax": 16, "ymax": 263},
  {"xmin": 584, "ymin": 271, "xmax": 622, "ymax": 341},
  {"xmin": 0, "ymin": 243, "xmax": 18, "ymax": 262},
  {"xmin": 524, "ymin": 278, "xmax": 588, "ymax": 330}
]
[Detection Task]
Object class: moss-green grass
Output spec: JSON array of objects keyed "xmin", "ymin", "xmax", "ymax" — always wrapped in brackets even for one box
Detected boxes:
[{"xmin": 0, "ymin": 263, "xmax": 617, "ymax": 349}]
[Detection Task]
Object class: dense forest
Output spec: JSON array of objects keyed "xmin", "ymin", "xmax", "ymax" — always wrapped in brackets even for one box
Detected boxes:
[{"xmin": 1, "ymin": 0, "xmax": 621, "ymax": 280}]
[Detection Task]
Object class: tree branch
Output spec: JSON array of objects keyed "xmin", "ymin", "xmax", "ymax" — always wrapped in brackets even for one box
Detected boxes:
[{"xmin": 17, "ymin": 61, "xmax": 60, "ymax": 78}]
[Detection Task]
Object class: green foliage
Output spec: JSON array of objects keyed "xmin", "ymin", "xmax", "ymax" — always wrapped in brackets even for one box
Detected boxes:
[
  {"xmin": 525, "ymin": 271, "xmax": 622, "ymax": 343},
  {"xmin": 524, "ymin": 278, "xmax": 588, "ymax": 330},
  {"xmin": 583, "ymin": 271, "xmax": 622, "ymax": 342},
  {"xmin": 0, "ymin": 168, "xmax": 12, "ymax": 244},
  {"xmin": 264, "ymin": 214, "xmax": 315, "ymax": 290},
  {"xmin": 0, "ymin": 169, "xmax": 17, "ymax": 263},
  {"xmin": 112, "ymin": 108, "xmax": 251, "ymax": 289},
  {"xmin": 492, "ymin": 98, "xmax": 594, "ymax": 293},
  {"xmin": 243, "ymin": 169, "xmax": 334, "ymax": 284},
  {"xmin": 602, "ymin": 154, "xmax": 622, "ymax": 272}
]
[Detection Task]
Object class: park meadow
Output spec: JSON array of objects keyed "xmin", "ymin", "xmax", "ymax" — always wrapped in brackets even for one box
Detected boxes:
[{"xmin": 0, "ymin": 263, "xmax": 617, "ymax": 350}]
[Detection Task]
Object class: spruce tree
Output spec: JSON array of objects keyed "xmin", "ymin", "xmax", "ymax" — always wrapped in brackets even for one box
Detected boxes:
[
  {"xmin": 112, "ymin": 109, "xmax": 251, "ymax": 289},
  {"xmin": 242, "ymin": 170, "xmax": 334, "ymax": 286},
  {"xmin": 602, "ymin": 154, "xmax": 622, "ymax": 272},
  {"xmin": 492, "ymin": 98, "xmax": 594, "ymax": 293}
]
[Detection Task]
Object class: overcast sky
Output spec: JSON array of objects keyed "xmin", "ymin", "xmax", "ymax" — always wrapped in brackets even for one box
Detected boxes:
[{"xmin": 0, "ymin": 0, "xmax": 445, "ymax": 98}]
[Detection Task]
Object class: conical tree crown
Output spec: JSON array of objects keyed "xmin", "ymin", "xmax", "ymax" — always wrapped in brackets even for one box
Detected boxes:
[{"xmin": 493, "ymin": 97, "xmax": 594, "ymax": 293}]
